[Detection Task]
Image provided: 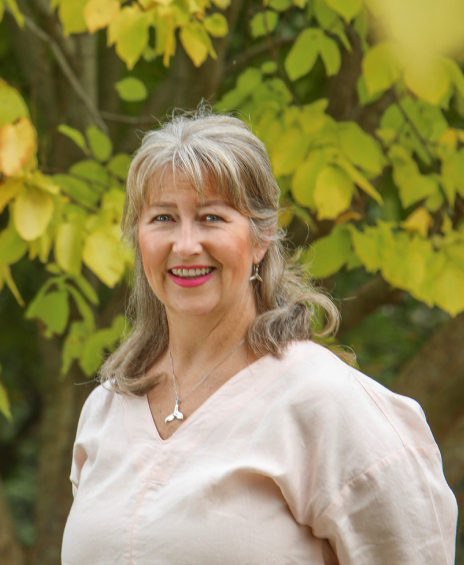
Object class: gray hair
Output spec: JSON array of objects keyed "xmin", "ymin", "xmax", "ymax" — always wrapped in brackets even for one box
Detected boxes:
[{"xmin": 99, "ymin": 110, "xmax": 341, "ymax": 395}]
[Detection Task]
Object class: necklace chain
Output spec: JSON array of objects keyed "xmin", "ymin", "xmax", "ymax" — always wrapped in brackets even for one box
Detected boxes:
[{"xmin": 168, "ymin": 338, "xmax": 245, "ymax": 405}]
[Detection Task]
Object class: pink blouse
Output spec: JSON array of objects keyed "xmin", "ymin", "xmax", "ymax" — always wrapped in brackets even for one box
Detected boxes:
[{"xmin": 62, "ymin": 341, "xmax": 457, "ymax": 564}]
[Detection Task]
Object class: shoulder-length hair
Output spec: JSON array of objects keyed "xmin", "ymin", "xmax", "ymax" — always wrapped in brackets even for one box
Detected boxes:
[{"xmin": 99, "ymin": 110, "xmax": 341, "ymax": 396}]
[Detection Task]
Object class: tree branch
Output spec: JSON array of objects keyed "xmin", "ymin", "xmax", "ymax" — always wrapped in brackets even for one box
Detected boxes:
[
  {"xmin": 336, "ymin": 276, "xmax": 406, "ymax": 335},
  {"xmin": 20, "ymin": 14, "xmax": 109, "ymax": 133},
  {"xmin": 100, "ymin": 111, "xmax": 157, "ymax": 125},
  {"xmin": 224, "ymin": 36, "xmax": 295, "ymax": 75}
]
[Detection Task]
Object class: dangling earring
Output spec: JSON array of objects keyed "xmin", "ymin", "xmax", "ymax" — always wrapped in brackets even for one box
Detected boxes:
[{"xmin": 250, "ymin": 263, "xmax": 263, "ymax": 282}]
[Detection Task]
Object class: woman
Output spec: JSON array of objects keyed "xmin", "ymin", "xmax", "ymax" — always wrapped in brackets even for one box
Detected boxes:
[{"xmin": 62, "ymin": 112, "xmax": 457, "ymax": 565}]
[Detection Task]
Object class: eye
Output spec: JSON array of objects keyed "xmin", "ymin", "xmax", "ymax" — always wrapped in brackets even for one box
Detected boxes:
[
  {"xmin": 153, "ymin": 214, "xmax": 171, "ymax": 222},
  {"xmin": 204, "ymin": 214, "xmax": 222, "ymax": 222}
]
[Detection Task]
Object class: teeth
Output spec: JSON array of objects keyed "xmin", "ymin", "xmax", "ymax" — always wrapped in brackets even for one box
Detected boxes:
[{"xmin": 171, "ymin": 267, "xmax": 213, "ymax": 278}]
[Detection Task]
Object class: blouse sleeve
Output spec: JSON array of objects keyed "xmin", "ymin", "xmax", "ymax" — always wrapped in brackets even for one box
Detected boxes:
[
  {"xmin": 311, "ymin": 443, "xmax": 458, "ymax": 565},
  {"xmin": 282, "ymin": 348, "xmax": 458, "ymax": 565}
]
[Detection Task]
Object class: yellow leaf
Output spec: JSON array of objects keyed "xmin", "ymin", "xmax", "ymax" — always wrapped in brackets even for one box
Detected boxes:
[
  {"xmin": 0, "ymin": 79, "xmax": 29, "ymax": 127},
  {"xmin": 0, "ymin": 118, "xmax": 36, "ymax": 177},
  {"xmin": 58, "ymin": 0, "xmax": 88, "ymax": 36},
  {"xmin": 291, "ymin": 149, "xmax": 326, "ymax": 209},
  {"xmin": 271, "ymin": 127, "xmax": 308, "ymax": 176},
  {"xmin": 337, "ymin": 156, "xmax": 383, "ymax": 205},
  {"xmin": 180, "ymin": 22, "xmax": 216, "ymax": 67},
  {"xmin": 404, "ymin": 57, "xmax": 451, "ymax": 105},
  {"xmin": 434, "ymin": 260, "xmax": 464, "ymax": 316},
  {"xmin": 314, "ymin": 165, "xmax": 354, "ymax": 220},
  {"xmin": 0, "ymin": 379, "xmax": 12, "ymax": 422},
  {"xmin": 204, "ymin": 13, "xmax": 228, "ymax": 37},
  {"xmin": 13, "ymin": 187, "xmax": 54, "ymax": 241},
  {"xmin": 362, "ymin": 42, "xmax": 401, "ymax": 95},
  {"xmin": 278, "ymin": 207, "xmax": 293, "ymax": 228},
  {"xmin": 400, "ymin": 208, "xmax": 433, "ymax": 238},
  {"xmin": 338, "ymin": 122, "xmax": 385, "ymax": 175},
  {"xmin": 29, "ymin": 171, "xmax": 60, "ymax": 194},
  {"xmin": 0, "ymin": 178, "xmax": 23, "ymax": 213},
  {"xmin": 55, "ymin": 221, "xmax": 84, "ymax": 276},
  {"xmin": 82, "ymin": 230, "xmax": 125, "ymax": 287},
  {"xmin": 306, "ymin": 226, "xmax": 352, "ymax": 278},
  {"xmin": 0, "ymin": 264, "xmax": 24, "ymax": 306},
  {"xmin": 325, "ymin": 0, "xmax": 362, "ymax": 22},
  {"xmin": 108, "ymin": 6, "xmax": 151, "ymax": 69},
  {"xmin": 371, "ymin": 0, "xmax": 464, "ymax": 66},
  {"xmin": 84, "ymin": 0, "xmax": 120, "ymax": 34}
]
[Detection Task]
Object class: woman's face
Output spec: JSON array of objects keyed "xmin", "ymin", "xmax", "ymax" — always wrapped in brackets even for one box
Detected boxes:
[{"xmin": 138, "ymin": 171, "xmax": 267, "ymax": 321}]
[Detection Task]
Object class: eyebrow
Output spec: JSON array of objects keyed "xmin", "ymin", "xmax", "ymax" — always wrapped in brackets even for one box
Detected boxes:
[{"xmin": 147, "ymin": 199, "xmax": 230, "ymax": 209}]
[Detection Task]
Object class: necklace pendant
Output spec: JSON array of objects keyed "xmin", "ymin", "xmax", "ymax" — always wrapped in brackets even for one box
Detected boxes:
[{"xmin": 165, "ymin": 398, "xmax": 184, "ymax": 423}]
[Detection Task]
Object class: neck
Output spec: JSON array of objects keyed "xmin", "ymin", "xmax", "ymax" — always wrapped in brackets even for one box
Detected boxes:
[{"xmin": 165, "ymin": 294, "xmax": 257, "ymax": 385}]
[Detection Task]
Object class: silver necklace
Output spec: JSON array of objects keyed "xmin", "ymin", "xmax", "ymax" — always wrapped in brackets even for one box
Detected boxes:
[{"xmin": 165, "ymin": 338, "xmax": 245, "ymax": 423}]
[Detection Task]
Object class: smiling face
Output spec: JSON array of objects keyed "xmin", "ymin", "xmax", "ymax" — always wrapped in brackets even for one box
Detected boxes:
[{"xmin": 138, "ymin": 171, "xmax": 268, "ymax": 323}]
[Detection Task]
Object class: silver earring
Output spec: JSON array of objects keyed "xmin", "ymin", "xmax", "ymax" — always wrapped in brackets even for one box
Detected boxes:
[{"xmin": 250, "ymin": 263, "xmax": 263, "ymax": 282}]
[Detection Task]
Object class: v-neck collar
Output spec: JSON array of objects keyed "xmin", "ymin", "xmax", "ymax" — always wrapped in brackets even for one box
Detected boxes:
[{"xmin": 122, "ymin": 342, "xmax": 313, "ymax": 484}]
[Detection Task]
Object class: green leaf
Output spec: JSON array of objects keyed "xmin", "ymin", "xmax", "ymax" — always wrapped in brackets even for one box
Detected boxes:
[
  {"xmin": 212, "ymin": 0, "xmax": 231, "ymax": 8},
  {"xmin": 0, "ymin": 80, "xmax": 29, "ymax": 128},
  {"xmin": 362, "ymin": 42, "xmax": 401, "ymax": 95},
  {"xmin": 55, "ymin": 219, "xmax": 84, "ymax": 276},
  {"xmin": 80, "ymin": 317, "xmax": 125, "ymax": 375},
  {"xmin": 314, "ymin": 165, "xmax": 354, "ymax": 219},
  {"xmin": 107, "ymin": 5, "xmax": 151, "ymax": 69},
  {"xmin": 393, "ymin": 167, "xmax": 439, "ymax": 208},
  {"xmin": 3, "ymin": 0, "xmax": 24, "ymax": 28},
  {"xmin": 338, "ymin": 122, "xmax": 385, "ymax": 175},
  {"xmin": 324, "ymin": 0, "xmax": 362, "ymax": 22},
  {"xmin": 431, "ymin": 260, "xmax": 464, "ymax": 316},
  {"xmin": 285, "ymin": 28, "xmax": 321, "ymax": 81},
  {"xmin": 271, "ymin": 127, "xmax": 308, "ymax": 176},
  {"xmin": 72, "ymin": 275, "xmax": 99, "ymax": 305},
  {"xmin": 306, "ymin": 226, "xmax": 352, "ymax": 278},
  {"xmin": 180, "ymin": 21, "xmax": 216, "ymax": 67},
  {"xmin": 314, "ymin": 0, "xmax": 339, "ymax": 29},
  {"xmin": 0, "ymin": 377, "xmax": 12, "ymax": 422},
  {"xmin": 69, "ymin": 160, "xmax": 109, "ymax": 189},
  {"xmin": 58, "ymin": 0, "xmax": 88, "ymax": 36},
  {"xmin": 204, "ymin": 13, "xmax": 228, "ymax": 37},
  {"xmin": 404, "ymin": 59, "xmax": 451, "ymax": 106},
  {"xmin": 86, "ymin": 125, "xmax": 113, "ymax": 162},
  {"xmin": 349, "ymin": 225, "xmax": 385, "ymax": 273},
  {"xmin": 61, "ymin": 321, "xmax": 87, "ymax": 376},
  {"xmin": 268, "ymin": 0, "xmax": 292, "ymax": 11},
  {"xmin": 115, "ymin": 77, "xmax": 148, "ymax": 102},
  {"xmin": 53, "ymin": 174, "xmax": 99, "ymax": 208},
  {"xmin": 261, "ymin": 61, "xmax": 278, "ymax": 74},
  {"xmin": 318, "ymin": 35, "xmax": 340, "ymax": 76},
  {"xmin": 66, "ymin": 284, "xmax": 96, "ymax": 331},
  {"xmin": 0, "ymin": 223, "xmax": 27, "ymax": 265},
  {"xmin": 26, "ymin": 290, "xmax": 70, "ymax": 337},
  {"xmin": 107, "ymin": 153, "xmax": 131, "ymax": 179},
  {"xmin": 291, "ymin": 149, "xmax": 326, "ymax": 209},
  {"xmin": 356, "ymin": 75, "xmax": 383, "ymax": 105},
  {"xmin": 57, "ymin": 124, "xmax": 89, "ymax": 154},
  {"xmin": 250, "ymin": 10, "xmax": 279, "ymax": 38}
]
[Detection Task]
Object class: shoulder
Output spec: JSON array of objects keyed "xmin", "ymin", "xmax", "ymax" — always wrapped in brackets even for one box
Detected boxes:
[
  {"xmin": 275, "ymin": 340, "xmax": 435, "ymax": 451},
  {"xmin": 76, "ymin": 382, "xmax": 122, "ymax": 432}
]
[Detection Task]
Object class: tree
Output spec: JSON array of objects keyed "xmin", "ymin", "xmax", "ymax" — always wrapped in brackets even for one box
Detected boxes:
[{"xmin": 0, "ymin": 0, "xmax": 463, "ymax": 563}]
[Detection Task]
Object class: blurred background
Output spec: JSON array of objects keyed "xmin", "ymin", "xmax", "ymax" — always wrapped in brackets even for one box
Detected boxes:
[{"xmin": 0, "ymin": 0, "xmax": 463, "ymax": 563}]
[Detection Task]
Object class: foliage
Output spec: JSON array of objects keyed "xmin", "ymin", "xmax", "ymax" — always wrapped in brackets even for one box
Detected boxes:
[{"xmin": 0, "ymin": 0, "xmax": 464, "ymax": 423}]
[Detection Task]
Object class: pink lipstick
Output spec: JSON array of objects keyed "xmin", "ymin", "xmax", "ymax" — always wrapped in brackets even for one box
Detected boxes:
[{"xmin": 168, "ymin": 267, "xmax": 215, "ymax": 288}]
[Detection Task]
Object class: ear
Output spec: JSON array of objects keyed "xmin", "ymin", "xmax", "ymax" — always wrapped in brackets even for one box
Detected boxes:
[{"xmin": 253, "ymin": 225, "xmax": 275, "ymax": 264}]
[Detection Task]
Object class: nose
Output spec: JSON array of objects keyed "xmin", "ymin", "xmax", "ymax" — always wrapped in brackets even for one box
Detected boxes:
[{"xmin": 172, "ymin": 220, "xmax": 203, "ymax": 258}]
